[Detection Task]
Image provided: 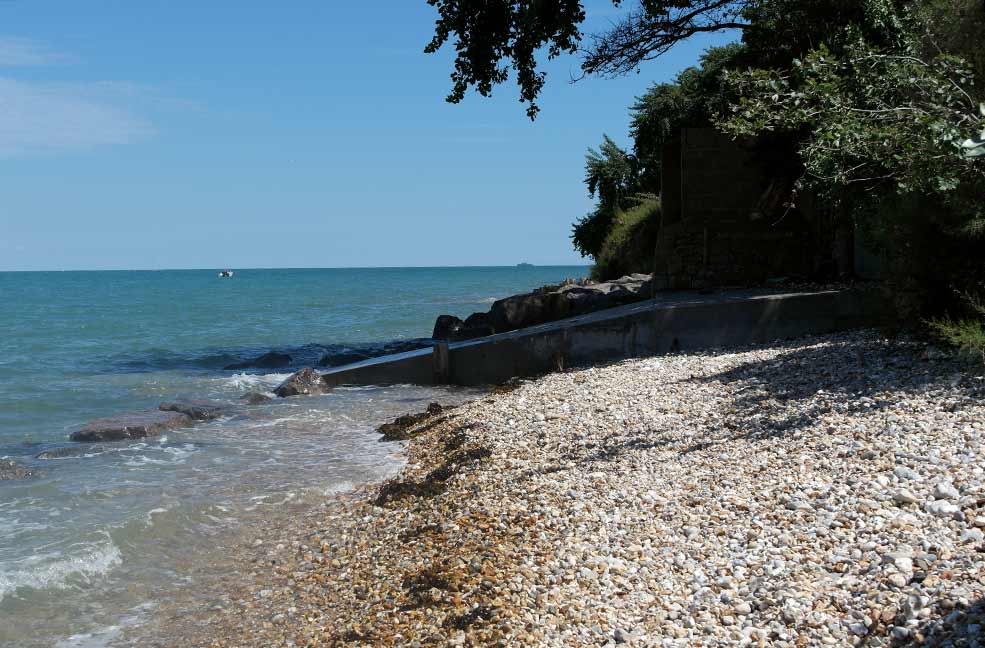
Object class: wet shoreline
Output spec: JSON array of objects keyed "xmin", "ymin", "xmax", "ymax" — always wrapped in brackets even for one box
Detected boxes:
[{"xmin": 151, "ymin": 330, "xmax": 985, "ymax": 647}]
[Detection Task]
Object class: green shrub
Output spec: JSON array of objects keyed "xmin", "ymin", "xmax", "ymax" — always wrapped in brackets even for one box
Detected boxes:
[
  {"xmin": 590, "ymin": 197, "xmax": 661, "ymax": 281},
  {"xmin": 928, "ymin": 318, "xmax": 985, "ymax": 363},
  {"xmin": 928, "ymin": 289, "xmax": 985, "ymax": 362}
]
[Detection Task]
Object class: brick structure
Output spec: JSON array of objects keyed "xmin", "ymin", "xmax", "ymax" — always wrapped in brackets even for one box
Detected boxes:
[{"xmin": 654, "ymin": 128, "xmax": 829, "ymax": 290}]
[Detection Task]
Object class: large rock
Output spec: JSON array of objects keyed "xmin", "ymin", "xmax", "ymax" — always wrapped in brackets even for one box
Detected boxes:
[
  {"xmin": 159, "ymin": 399, "xmax": 227, "ymax": 421},
  {"xmin": 448, "ymin": 312, "xmax": 495, "ymax": 341},
  {"xmin": 0, "ymin": 458, "xmax": 35, "ymax": 480},
  {"xmin": 489, "ymin": 291, "xmax": 570, "ymax": 332},
  {"xmin": 240, "ymin": 392, "xmax": 272, "ymax": 405},
  {"xmin": 70, "ymin": 410, "xmax": 194, "ymax": 442},
  {"xmin": 432, "ymin": 315, "xmax": 464, "ymax": 340},
  {"xmin": 36, "ymin": 446, "xmax": 107, "ymax": 460},
  {"xmin": 464, "ymin": 312, "xmax": 493, "ymax": 329},
  {"xmin": 273, "ymin": 368, "xmax": 326, "ymax": 398},
  {"xmin": 561, "ymin": 285, "xmax": 614, "ymax": 315},
  {"xmin": 223, "ymin": 352, "xmax": 292, "ymax": 371},
  {"xmin": 429, "ymin": 274, "xmax": 653, "ymax": 341},
  {"xmin": 560, "ymin": 274, "xmax": 653, "ymax": 315}
]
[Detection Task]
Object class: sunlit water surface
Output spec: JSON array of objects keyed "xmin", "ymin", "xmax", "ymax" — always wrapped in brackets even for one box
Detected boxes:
[{"xmin": 0, "ymin": 266, "xmax": 584, "ymax": 646}]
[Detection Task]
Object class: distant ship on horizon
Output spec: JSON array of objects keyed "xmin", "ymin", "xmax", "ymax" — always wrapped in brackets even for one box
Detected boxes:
[{"xmin": 516, "ymin": 262, "xmax": 534, "ymax": 268}]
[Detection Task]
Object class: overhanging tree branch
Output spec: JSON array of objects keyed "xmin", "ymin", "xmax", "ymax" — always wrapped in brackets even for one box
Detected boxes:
[
  {"xmin": 424, "ymin": 0, "xmax": 752, "ymax": 119},
  {"xmin": 583, "ymin": 1, "xmax": 750, "ymax": 77}
]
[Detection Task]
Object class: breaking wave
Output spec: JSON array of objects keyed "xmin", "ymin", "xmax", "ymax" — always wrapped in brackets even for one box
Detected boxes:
[{"xmin": 0, "ymin": 536, "xmax": 122, "ymax": 603}]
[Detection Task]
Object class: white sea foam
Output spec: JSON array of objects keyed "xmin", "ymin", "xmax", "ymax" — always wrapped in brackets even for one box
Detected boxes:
[
  {"xmin": 54, "ymin": 602, "xmax": 156, "ymax": 648},
  {"xmin": 0, "ymin": 537, "xmax": 122, "ymax": 603},
  {"xmin": 322, "ymin": 480, "xmax": 356, "ymax": 496},
  {"xmin": 143, "ymin": 507, "xmax": 170, "ymax": 527},
  {"xmin": 55, "ymin": 624, "xmax": 122, "ymax": 648},
  {"xmin": 162, "ymin": 443, "xmax": 196, "ymax": 459},
  {"xmin": 122, "ymin": 442, "xmax": 196, "ymax": 467},
  {"xmin": 224, "ymin": 372, "xmax": 290, "ymax": 392},
  {"xmin": 123, "ymin": 455, "xmax": 173, "ymax": 467}
]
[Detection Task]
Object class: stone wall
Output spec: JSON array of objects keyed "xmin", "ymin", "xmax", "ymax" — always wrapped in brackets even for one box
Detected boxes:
[{"xmin": 655, "ymin": 128, "xmax": 819, "ymax": 289}]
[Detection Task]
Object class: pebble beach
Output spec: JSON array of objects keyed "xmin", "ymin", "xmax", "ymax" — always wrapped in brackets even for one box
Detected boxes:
[{"xmin": 147, "ymin": 330, "xmax": 985, "ymax": 647}]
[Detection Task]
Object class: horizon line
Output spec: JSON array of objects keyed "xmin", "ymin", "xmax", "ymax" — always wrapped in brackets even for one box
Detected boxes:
[{"xmin": 0, "ymin": 263, "xmax": 593, "ymax": 273}]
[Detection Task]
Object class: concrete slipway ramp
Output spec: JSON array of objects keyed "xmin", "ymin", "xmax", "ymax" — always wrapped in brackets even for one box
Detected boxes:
[{"xmin": 322, "ymin": 288, "xmax": 890, "ymax": 388}]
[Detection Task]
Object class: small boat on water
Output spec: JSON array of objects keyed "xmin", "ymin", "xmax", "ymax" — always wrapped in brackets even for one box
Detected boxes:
[{"xmin": 218, "ymin": 270, "xmax": 234, "ymax": 278}]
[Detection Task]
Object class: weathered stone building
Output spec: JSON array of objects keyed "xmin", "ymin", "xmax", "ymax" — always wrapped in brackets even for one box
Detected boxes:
[{"xmin": 654, "ymin": 128, "xmax": 849, "ymax": 290}]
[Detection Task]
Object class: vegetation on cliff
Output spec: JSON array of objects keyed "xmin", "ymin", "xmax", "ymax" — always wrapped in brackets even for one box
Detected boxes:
[{"xmin": 425, "ymin": 0, "xmax": 985, "ymax": 357}]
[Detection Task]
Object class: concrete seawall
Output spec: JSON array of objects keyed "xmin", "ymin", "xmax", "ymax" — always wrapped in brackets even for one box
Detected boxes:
[{"xmin": 321, "ymin": 288, "xmax": 890, "ymax": 388}]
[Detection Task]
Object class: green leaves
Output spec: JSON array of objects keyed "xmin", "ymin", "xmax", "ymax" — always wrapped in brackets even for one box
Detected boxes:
[
  {"xmin": 573, "ymin": 135, "xmax": 643, "ymax": 258},
  {"xmin": 424, "ymin": 1, "xmax": 754, "ymax": 119},
  {"xmin": 720, "ymin": 3, "xmax": 984, "ymax": 200}
]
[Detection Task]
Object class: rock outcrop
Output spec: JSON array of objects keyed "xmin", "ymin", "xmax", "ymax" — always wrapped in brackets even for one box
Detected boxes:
[
  {"xmin": 159, "ymin": 399, "xmax": 227, "ymax": 421},
  {"xmin": 70, "ymin": 410, "xmax": 194, "ymax": 442},
  {"xmin": 240, "ymin": 392, "xmax": 273, "ymax": 405},
  {"xmin": 431, "ymin": 274, "xmax": 654, "ymax": 340},
  {"xmin": 452, "ymin": 313, "xmax": 496, "ymax": 340},
  {"xmin": 432, "ymin": 315, "xmax": 464, "ymax": 340},
  {"xmin": 223, "ymin": 352, "xmax": 292, "ymax": 371},
  {"xmin": 0, "ymin": 458, "xmax": 35, "ymax": 480},
  {"xmin": 489, "ymin": 291, "xmax": 571, "ymax": 332},
  {"xmin": 36, "ymin": 446, "xmax": 106, "ymax": 460},
  {"xmin": 273, "ymin": 368, "xmax": 326, "ymax": 398},
  {"xmin": 377, "ymin": 403, "xmax": 445, "ymax": 442}
]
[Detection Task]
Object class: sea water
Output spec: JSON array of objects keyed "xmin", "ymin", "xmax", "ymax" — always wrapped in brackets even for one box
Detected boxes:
[{"xmin": 0, "ymin": 266, "xmax": 584, "ymax": 646}]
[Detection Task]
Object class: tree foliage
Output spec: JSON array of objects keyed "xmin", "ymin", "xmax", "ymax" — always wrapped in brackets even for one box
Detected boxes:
[
  {"xmin": 571, "ymin": 135, "xmax": 641, "ymax": 258},
  {"xmin": 582, "ymin": 0, "xmax": 748, "ymax": 78},
  {"xmin": 423, "ymin": 0, "xmax": 751, "ymax": 118},
  {"xmin": 424, "ymin": 0, "xmax": 985, "ymax": 335},
  {"xmin": 719, "ymin": 0, "xmax": 985, "ymax": 339},
  {"xmin": 574, "ymin": 43, "xmax": 743, "ymax": 268},
  {"xmin": 630, "ymin": 43, "xmax": 745, "ymax": 184},
  {"xmin": 720, "ymin": 2, "xmax": 985, "ymax": 229},
  {"xmin": 590, "ymin": 197, "xmax": 661, "ymax": 281},
  {"xmin": 584, "ymin": 135, "xmax": 640, "ymax": 207}
]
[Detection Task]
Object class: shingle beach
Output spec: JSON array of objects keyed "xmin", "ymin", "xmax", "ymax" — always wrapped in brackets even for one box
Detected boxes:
[{"xmin": 152, "ymin": 331, "xmax": 985, "ymax": 647}]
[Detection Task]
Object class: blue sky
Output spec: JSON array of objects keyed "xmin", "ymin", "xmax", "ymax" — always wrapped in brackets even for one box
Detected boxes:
[{"xmin": 0, "ymin": 1, "xmax": 736, "ymax": 271}]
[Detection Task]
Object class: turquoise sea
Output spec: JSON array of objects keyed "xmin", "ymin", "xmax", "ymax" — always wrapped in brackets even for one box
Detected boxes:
[{"xmin": 0, "ymin": 266, "xmax": 585, "ymax": 647}]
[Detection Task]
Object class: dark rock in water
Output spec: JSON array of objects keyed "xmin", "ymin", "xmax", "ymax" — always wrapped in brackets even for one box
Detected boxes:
[
  {"xmin": 159, "ymin": 399, "xmax": 226, "ymax": 421},
  {"xmin": 561, "ymin": 286, "xmax": 613, "ymax": 315},
  {"xmin": 560, "ymin": 274, "xmax": 652, "ymax": 315},
  {"xmin": 489, "ymin": 291, "xmax": 570, "ymax": 333},
  {"xmin": 0, "ymin": 458, "xmax": 35, "ymax": 480},
  {"xmin": 464, "ymin": 312, "xmax": 493, "ymax": 329},
  {"xmin": 223, "ymin": 351, "xmax": 292, "ymax": 371},
  {"xmin": 428, "ymin": 274, "xmax": 654, "ymax": 342},
  {"xmin": 432, "ymin": 315, "xmax": 464, "ymax": 340},
  {"xmin": 318, "ymin": 350, "xmax": 371, "ymax": 367},
  {"xmin": 449, "ymin": 313, "xmax": 495, "ymax": 341},
  {"xmin": 70, "ymin": 410, "xmax": 194, "ymax": 442},
  {"xmin": 377, "ymin": 402, "xmax": 445, "ymax": 441},
  {"xmin": 36, "ymin": 445, "xmax": 107, "ymax": 460},
  {"xmin": 273, "ymin": 368, "xmax": 326, "ymax": 398},
  {"xmin": 240, "ymin": 391, "xmax": 272, "ymax": 405}
]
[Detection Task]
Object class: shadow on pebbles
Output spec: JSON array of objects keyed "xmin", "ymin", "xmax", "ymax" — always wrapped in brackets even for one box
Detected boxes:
[{"xmin": 124, "ymin": 330, "xmax": 985, "ymax": 647}]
